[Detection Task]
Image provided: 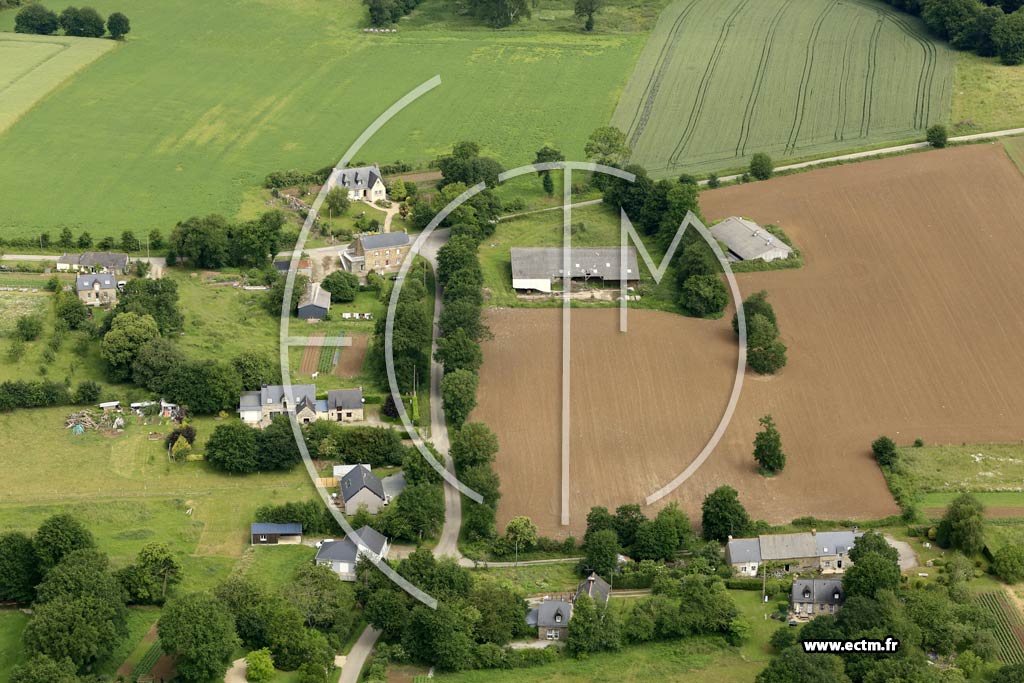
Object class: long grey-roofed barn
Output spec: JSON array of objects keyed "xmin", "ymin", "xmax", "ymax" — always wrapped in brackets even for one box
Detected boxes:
[{"xmin": 510, "ymin": 246, "xmax": 640, "ymax": 293}]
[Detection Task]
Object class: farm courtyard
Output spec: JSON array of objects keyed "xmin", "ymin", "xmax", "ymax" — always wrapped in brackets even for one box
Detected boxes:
[{"xmin": 474, "ymin": 143, "xmax": 1024, "ymax": 537}]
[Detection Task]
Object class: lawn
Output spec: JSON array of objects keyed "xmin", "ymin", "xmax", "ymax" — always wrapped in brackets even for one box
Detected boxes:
[
  {"xmin": 0, "ymin": 612, "xmax": 29, "ymax": 683},
  {"xmin": 469, "ymin": 563, "xmax": 580, "ymax": 595},
  {"xmin": 612, "ymin": 0, "xmax": 955, "ymax": 177},
  {"xmin": 0, "ymin": 0, "xmax": 646, "ymax": 239},
  {"xmin": 433, "ymin": 639, "xmax": 763, "ymax": 683},
  {"xmin": 0, "ymin": 32, "xmax": 115, "ymax": 135},
  {"xmin": 951, "ymin": 53, "xmax": 1024, "ymax": 135},
  {"xmin": 238, "ymin": 544, "xmax": 318, "ymax": 590}
]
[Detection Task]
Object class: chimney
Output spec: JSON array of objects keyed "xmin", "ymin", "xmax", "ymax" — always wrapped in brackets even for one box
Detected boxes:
[{"xmin": 727, "ymin": 535, "xmax": 733, "ymax": 542}]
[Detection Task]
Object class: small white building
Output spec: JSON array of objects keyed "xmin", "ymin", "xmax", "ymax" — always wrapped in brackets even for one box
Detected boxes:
[{"xmin": 711, "ymin": 217, "xmax": 793, "ymax": 262}]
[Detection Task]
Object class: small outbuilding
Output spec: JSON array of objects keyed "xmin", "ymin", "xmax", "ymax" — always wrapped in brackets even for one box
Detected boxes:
[
  {"xmin": 251, "ymin": 522, "xmax": 303, "ymax": 545},
  {"xmin": 711, "ymin": 217, "xmax": 793, "ymax": 262},
  {"xmin": 297, "ymin": 282, "xmax": 331, "ymax": 320}
]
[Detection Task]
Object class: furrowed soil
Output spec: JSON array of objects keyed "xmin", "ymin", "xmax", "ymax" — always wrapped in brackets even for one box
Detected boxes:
[{"xmin": 474, "ymin": 144, "xmax": 1024, "ymax": 537}]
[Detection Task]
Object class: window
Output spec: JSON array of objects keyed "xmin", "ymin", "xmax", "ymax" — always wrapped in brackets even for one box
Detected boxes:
[
  {"xmin": 259, "ymin": 535, "xmax": 267, "ymax": 542},
  {"xmin": 546, "ymin": 629, "xmax": 559, "ymax": 640},
  {"xmin": 345, "ymin": 412, "xmax": 352, "ymax": 418},
  {"xmin": 824, "ymin": 560, "xmax": 831, "ymax": 568}
]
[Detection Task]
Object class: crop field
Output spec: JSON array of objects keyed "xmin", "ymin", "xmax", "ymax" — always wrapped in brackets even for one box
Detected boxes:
[
  {"xmin": 979, "ymin": 593, "xmax": 1024, "ymax": 664},
  {"xmin": 476, "ymin": 144, "xmax": 1024, "ymax": 537},
  {"xmin": 0, "ymin": 32, "xmax": 115, "ymax": 136},
  {"xmin": 611, "ymin": 0, "xmax": 954, "ymax": 176},
  {"xmin": 0, "ymin": 0, "xmax": 644, "ymax": 239}
]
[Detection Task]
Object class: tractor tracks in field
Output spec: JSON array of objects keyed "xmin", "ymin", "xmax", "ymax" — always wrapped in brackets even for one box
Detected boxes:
[
  {"xmin": 626, "ymin": 0, "xmax": 701, "ymax": 151},
  {"xmin": 784, "ymin": 0, "xmax": 839, "ymax": 155},
  {"xmin": 669, "ymin": 0, "xmax": 751, "ymax": 166},
  {"xmin": 735, "ymin": 0, "xmax": 795, "ymax": 157},
  {"xmin": 834, "ymin": 14, "xmax": 862, "ymax": 142}
]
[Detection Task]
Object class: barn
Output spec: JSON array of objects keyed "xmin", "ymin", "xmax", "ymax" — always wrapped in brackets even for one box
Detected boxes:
[
  {"xmin": 710, "ymin": 217, "xmax": 793, "ymax": 262},
  {"xmin": 250, "ymin": 522, "xmax": 303, "ymax": 545},
  {"xmin": 297, "ymin": 282, "xmax": 330, "ymax": 320},
  {"xmin": 510, "ymin": 247, "xmax": 640, "ymax": 293}
]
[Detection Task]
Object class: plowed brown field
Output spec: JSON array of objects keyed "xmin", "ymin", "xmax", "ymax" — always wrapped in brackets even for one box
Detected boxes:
[{"xmin": 473, "ymin": 144, "xmax": 1024, "ymax": 537}]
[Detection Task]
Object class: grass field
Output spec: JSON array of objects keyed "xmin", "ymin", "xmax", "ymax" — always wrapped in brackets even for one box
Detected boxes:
[
  {"xmin": 0, "ymin": 0, "xmax": 645, "ymax": 239},
  {"xmin": 470, "ymin": 562, "xmax": 581, "ymax": 595},
  {"xmin": 612, "ymin": 0, "xmax": 955, "ymax": 177},
  {"xmin": 0, "ymin": 612, "xmax": 29, "ymax": 683},
  {"xmin": 0, "ymin": 32, "xmax": 115, "ymax": 135},
  {"xmin": 434, "ymin": 639, "xmax": 762, "ymax": 683},
  {"xmin": 951, "ymin": 54, "xmax": 1024, "ymax": 134},
  {"xmin": 897, "ymin": 443, "xmax": 1024, "ymax": 494}
]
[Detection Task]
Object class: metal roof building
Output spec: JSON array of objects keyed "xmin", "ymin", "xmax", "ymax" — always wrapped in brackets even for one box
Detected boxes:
[
  {"xmin": 711, "ymin": 217, "xmax": 793, "ymax": 262},
  {"xmin": 510, "ymin": 246, "xmax": 640, "ymax": 293},
  {"xmin": 297, "ymin": 282, "xmax": 330, "ymax": 320}
]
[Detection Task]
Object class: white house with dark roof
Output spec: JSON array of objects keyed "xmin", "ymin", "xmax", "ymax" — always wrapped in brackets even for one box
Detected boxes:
[
  {"xmin": 238, "ymin": 384, "xmax": 318, "ymax": 428},
  {"xmin": 314, "ymin": 525, "xmax": 390, "ymax": 581},
  {"xmin": 334, "ymin": 165, "xmax": 386, "ymax": 202},
  {"xmin": 337, "ymin": 464, "xmax": 388, "ymax": 514},
  {"xmin": 58, "ymin": 251, "xmax": 129, "ymax": 274},
  {"xmin": 510, "ymin": 247, "xmax": 640, "ymax": 293},
  {"xmin": 341, "ymin": 231, "xmax": 410, "ymax": 275},
  {"xmin": 726, "ymin": 530, "xmax": 863, "ymax": 575},
  {"xmin": 76, "ymin": 273, "xmax": 118, "ymax": 306},
  {"xmin": 711, "ymin": 217, "xmax": 793, "ymax": 262},
  {"xmin": 791, "ymin": 578, "xmax": 845, "ymax": 621}
]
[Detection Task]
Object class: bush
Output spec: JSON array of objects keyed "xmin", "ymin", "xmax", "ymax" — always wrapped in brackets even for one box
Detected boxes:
[
  {"xmin": 871, "ymin": 435, "xmax": 898, "ymax": 467},
  {"xmin": 14, "ymin": 315, "xmax": 43, "ymax": 342},
  {"xmin": 0, "ymin": 380, "xmax": 71, "ymax": 411},
  {"xmin": 927, "ymin": 124, "xmax": 948, "ymax": 148},
  {"xmin": 14, "ymin": 4, "xmax": 59, "ymax": 34},
  {"xmin": 679, "ymin": 274, "xmax": 728, "ymax": 317},
  {"xmin": 73, "ymin": 380, "xmax": 101, "ymax": 404},
  {"xmin": 749, "ymin": 153, "xmax": 773, "ymax": 180},
  {"xmin": 707, "ymin": 173, "xmax": 720, "ymax": 189}
]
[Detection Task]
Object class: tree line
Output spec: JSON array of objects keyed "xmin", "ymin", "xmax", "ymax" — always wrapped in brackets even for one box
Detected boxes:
[
  {"xmin": 883, "ymin": 0, "xmax": 1024, "ymax": 64},
  {"xmin": 14, "ymin": 4, "xmax": 130, "ymax": 40}
]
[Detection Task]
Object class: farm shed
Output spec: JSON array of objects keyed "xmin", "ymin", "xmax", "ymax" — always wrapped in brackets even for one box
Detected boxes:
[
  {"xmin": 297, "ymin": 282, "xmax": 330, "ymax": 320},
  {"xmin": 711, "ymin": 217, "xmax": 792, "ymax": 262},
  {"xmin": 510, "ymin": 247, "xmax": 640, "ymax": 293},
  {"xmin": 250, "ymin": 522, "xmax": 303, "ymax": 545}
]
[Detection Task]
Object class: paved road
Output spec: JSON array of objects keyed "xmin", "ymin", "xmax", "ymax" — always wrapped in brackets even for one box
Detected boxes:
[
  {"xmin": 706, "ymin": 126, "xmax": 1024, "ymax": 185},
  {"xmin": 338, "ymin": 627, "xmax": 381, "ymax": 683}
]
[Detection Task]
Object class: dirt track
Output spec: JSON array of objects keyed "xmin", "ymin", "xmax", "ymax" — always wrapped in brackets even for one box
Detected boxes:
[{"xmin": 475, "ymin": 144, "xmax": 1024, "ymax": 537}]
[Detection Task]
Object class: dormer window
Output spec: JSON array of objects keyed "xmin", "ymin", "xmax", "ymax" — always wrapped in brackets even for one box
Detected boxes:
[
  {"xmin": 833, "ymin": 591, "xmax": 841, "ymax": 601},
  {"xmin": 555, "ymin": 613, "xmax": 562, "ymax": 623},
  {"xmin": 803, "ymin": 588, "xmax": 811, "ymax": 599}
]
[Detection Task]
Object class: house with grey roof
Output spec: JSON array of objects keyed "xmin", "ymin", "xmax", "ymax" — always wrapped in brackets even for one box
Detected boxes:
[
  {"xmin": 250, "ymin": 522, "xmax": 303, "ymax": 545},
  {"xmin": 297, "ymin": 282, "xmax": 330, "ymax": 320},
  {"xmin": 341, "ymin": 231, "xmax": 410, "ymax": 275},
  {"xmin": 326, "ymin": 388, "xmax": 364, "ymax": 422},
  {"xmin": 711, "ymin": 217, "xmax": 793, "ymax": 262},
  {"xmin": 575, "ymin": 573, "xmax": 611, "ymax": 606},
  {"xmin": 334, "ymin": 165, "xmax": 386, "ymax": 202},
  {"xmin": 726, "ymin": 529, "xmax": 863, "ymax": 576},
  {"xmin": 238, "ymin": 384, "xmax": 318, "ymax": 428},
  {"xmin": 526, "ymin": 600, "xmax": 573, "ymax": 641},
  {"xmin": 76, "ymin": 273, "xmax": 118, "ymax": 306},
  {"xmin": 57, "ymin": 251, "xmax": 129, "ymax": 274},
  {"xmin": 790, "ymin": 579, "xmax": 845, "ymax": 621},
  {"xmin": 314, "ymin": 525, "xmax": 390, "ymax": 581},
  {"xmin": 510, "ymin": 247, "xmax": 640, "ymax": 293},
  {"xmin": 339, "ymin": 465, "xmax": 388, "ymax": 514}
]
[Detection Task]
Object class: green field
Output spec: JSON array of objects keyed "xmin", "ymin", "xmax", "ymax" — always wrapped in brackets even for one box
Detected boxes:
[
  {"xmin": 612, "ymin": 0, "xmax": 955, "ymax": 176},
  {"xmin": 952, "ymin": 54, "xmax": 1024, "ymax": 134},
  {"xmin": 898, "ymin": 443, "xmax": 1024, "ymax": 495},
  {"xmin": 0, "ymin": 0, "xmax": 646, "ymax": 239},
  {"xmin": 978, "ymin": 592, "xmax": 1024, "ymax": 664},
  {"xmin": 0, "ymin": 612, "xmax": 29, "ymax": 683},
  {"xmin": 0, "ymin": 32, "xmax": 115, "ymax": 135}
]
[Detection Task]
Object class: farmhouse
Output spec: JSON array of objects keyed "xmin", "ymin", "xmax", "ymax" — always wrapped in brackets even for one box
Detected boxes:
[
  {"xmin": 314, "ymin": 525, "xmax": 390, "ymax": 581},
  {"xmin": 340, "ymin": 232, "xmax": 411, "ymax": 275},
  {"xmin": 250, "ymin": 522, "xmax": 303, "ymax": 545},
  {"xmin": 76, "ymin": 273, "xmax": 118, "ymax": 306},
  {"xmin": 297, "ymin": 282, "xmax": 330, "ymax": 320},
  {"xmin": 57, "ymin": 251, "xmax": 129, "ymax": 273},
  {"xmin": 334, "ymin": 165, "xmax": 387, "ymax": 202},
  {"xmin": 726, "ymin": 530, "xmax": 862, "ymax": 576},
  {"xmin": 337, "ymin": 464, "xmax": 387, "ymax": 514},
  {"xmin": 526, "ymin": 573, "xmax": 612, "ymax": 641},
  {"xmin": 238, "ymin": 384, "xmax": 318, "ymax": 427},
  {"xmin": 790, "ymin": 579, "xmax": 845, "ymax": 621},
  {"xmin": 710, "ymin": 217, "xmax": 792, "ymax": 262},
  {"xmin": 510, "ymin": 247, "xmax": 640, "ymax": 293},
  {"xmin": 326, "ymin": 388, "xmax": 364, "ymax": 422}
]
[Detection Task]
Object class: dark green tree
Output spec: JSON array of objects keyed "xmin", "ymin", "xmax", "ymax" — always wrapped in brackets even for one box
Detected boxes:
[
  {"xmin": 60, "ymin": 7, "xmax": 106, "ymax": 37},
  {"xmin": 15, "ymin": 5, "xmax": 59, "ymax": 34},
  {"xmin": 10, "ymin": 654, "xmax": 78, "ymax": 683},
  {"xmin": 158, "ymin": 593, "xmax": 239, "ymax": 683},
  {"xmin": 205, "ymin": 421, "xmax": 259, "ymax": 473},
  {"xmin": 870, "ymin": 435, "xmax": 898, "ymax": 467},
  {"xmin": 994, "ymin": 8, "xmax": 1024, "ymax": 64},
  {"xmin": 584, "ymin": 126, "xmax": 629, "ymax": 165},
  {"xmin": 132, "ymin": 338, "xmax": 185, "ymax": 393},
  {"xmin": 680, "ymin": 274, "xmax": 728, "ymax": 317},
  {"xmin": 0, "ymin": 532, "xmax": 41, "ymax": 603},
  {"xmin": 321, "ymin": 270, "xmax": 360, "ymax": 303},
  {"xmin": 230, "ymin": 350, "xmax": 276, "ymax": 391},
  {"xmin": 161, "ymin": 360, "xmax": 242, "ymax": 414},
  {"xmin": 450, "ymin": 422, "xmax": 498, "ymax": 470},
  {"xmin": 927, "ymin": 124, "xmax": 948, "ymax": 148},
  {"xmin": 843, "ymin": 552, "xmax": 900, "ymax": 599},
  {"xmin": 753, "ymin": 414, "xmax": 786, "ymax": 474},
  {"xmin": 993, "ymin": 544, "xmax": 1024, "ymax": 583},
  {"xmin": 848, "ymin": 531, "xmax": 899, "ymax": 565},
  {"xmin": 749, "ymin": 153, "xmax": 774, "ymax": 180},
  {"xmin": 441, "ymin": 368, "xmax": 478, "ymax": 430},
  {"xmin": 574, "ymin": 0, "xmax": 603, "ymax": 31},
  {"xmin": 755, "ymin": 645, "xmax": 850, "ymax": 683},
  {"xmin": 33, "ymin": 514, "xmax": 95, "ymax": 571},
  {"xmin": 938, "ymin": 493, "xmax": 986, "ymax": 555},
  {"xmin": 582, "ymin": 528, "xmax": 620, "ymax": 577},
  {"xmin": 701, "ymin": 486, "xmax": 751, "ymax": 542}
]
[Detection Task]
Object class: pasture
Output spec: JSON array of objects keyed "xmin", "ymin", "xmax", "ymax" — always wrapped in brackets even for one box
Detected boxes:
[
  {"xmin": 612, "ymin": 0, "xmax": 955, "ymax": 176},
  {"xmin": 476, "ymin": 144, "xmax": 1024, "ymax": 537},
  {"xmin": 0, "ymin": 0, "xmax": 644, "ymax": 239},
  {"xmin": 0, "ymin": 32, "xmax": 114, "ymax": 136}
]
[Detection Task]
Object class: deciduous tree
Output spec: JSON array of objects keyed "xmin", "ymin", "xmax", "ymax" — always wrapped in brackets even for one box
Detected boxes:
[{"xmin": 158, "ymin": 593, "xmax": 239, "ymax": 683}]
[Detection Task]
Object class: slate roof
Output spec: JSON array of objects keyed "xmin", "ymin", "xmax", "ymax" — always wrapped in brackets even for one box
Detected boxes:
[
  {"xmin": 61, "ymin": 252, "xmax": 128, "ymax": 270},
  {"xmin": 536, "ymin": 600, "xmax": 573, "ymax": 628},
  {"xmin": 75, "ymin": 273, "xmax": 117, "ymax": 292},
  {"xmin": 792, "ymin": 579, "xmax": 844, "ymax": 605},
  {"xmin": 710, "ymin": 217, "xmax": 792, "ymax": 261},
  {"xmin": 575, "ymin": 573, "xmax": 611, "ymax": 605},
  {"xmin": 726, "ymin": 537, "xmax": 762, "ymax": 564},
  {"xmin": 336, "ymin": 165, "xmax": 383, "ymax": 192},
  {"xmin": 314, "ymin": 525, "xmax": 388, "ymax": 563},
  {"xmin": 259, "ymin": 384, "xmax": 316, "ymax": 407},
  {"xmin": 759, "ymin": 533, "xmax": 818, "ymax": 561},
  {"xmin": 251, "ymin": 522, "xmax": 302, "ymax": 535},
  {"xmin": 340, "ymin": 465, "xmax": 385, "ymax": 503},
  {"xmin": 510, "ymin": 247, "xmax": 640, "ymax": 282},
  {"xmin": 814, "ymin": 531, "xmax": 859, "ymax": 556},
  {"xmin": 327, "ymin": 388, "xmax": 363, "ymax": 411},
  {"xmin": 359, "ymin": 231, "xmax": 409, "ymax": 250},
  {"xmin": 298, "ymin": 282, "xmax": 330, "ymax": 311}
]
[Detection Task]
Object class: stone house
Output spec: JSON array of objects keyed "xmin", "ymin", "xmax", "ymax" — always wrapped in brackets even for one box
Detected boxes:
[
  {"xmin": 57, "ymin": 251, "xmax": 129, "ymax": 273},
  {"xmin": 76, "ymin": 273, "xmax": 118, "ymax": 306},
  {"xmin": 726, "ymin": 530, "xmax": 863, "ymax": 576},
  {"xmin": 340, "ymin": 232, "xmax": 410, "ymax": 275},
  {"xmin": 790, "ymin": 579, "xmax": 845, "ymax": 621}
]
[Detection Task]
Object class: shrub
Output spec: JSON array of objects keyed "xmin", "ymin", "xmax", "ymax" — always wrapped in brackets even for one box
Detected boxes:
[
  {"xmin": 871, "ymin": 435, "xmax": 898, "ymax": 467},
  {"xmin": 15, "ymin": 315, "xmax": 43, "ymax": 342},
  {"xmin": 927, "ymin": 124, "xmax": 948, "ymax": 148},
  {"xmin": 707, "ymin": 173, "xmax": 720, "ymax": 189},
  {"xmin": 749, "ymin": 153, "xmax": 773, "ymax": 180},
  {"xmin": 73, "ymin": 380, "xmax": 101, "ymax": 404}
]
